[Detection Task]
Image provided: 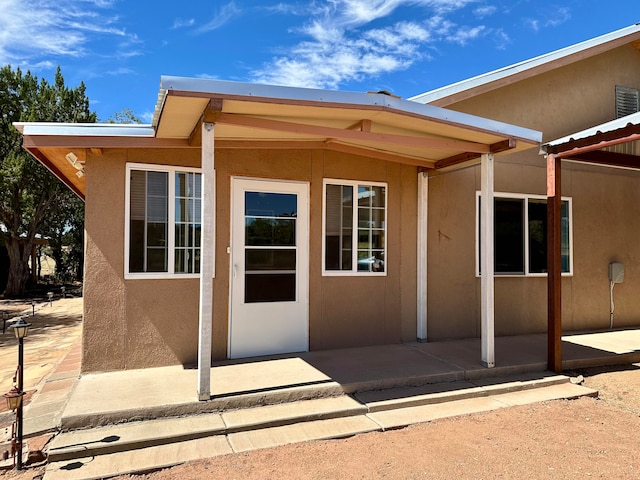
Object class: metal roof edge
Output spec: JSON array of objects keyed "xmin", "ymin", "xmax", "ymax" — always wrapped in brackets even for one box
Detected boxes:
[
  {"xmin": 543, "ymin": 111, "xmax": 640, "ymax": 148},
  {"xmin": 14, "ymin": 122, "xmax": 155, "ymax": 137},
  {"xmin": 409, "ymin": 22, "xmax": 640, "ymax": 105},
  {"xmin": 157, "ymin": 76, "xmax": 541, "ymax": 144}
]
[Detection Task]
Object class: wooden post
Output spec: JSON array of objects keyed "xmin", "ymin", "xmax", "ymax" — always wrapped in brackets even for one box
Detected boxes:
[
  {"xmin": 547, "ymin": 154, "xmax": 562, "ymax": 373},
  {"xmin": 417, "ymin": 171, "xmax": 428, "ymax": 342},
  {"xmin": 198, "ymin": 122, "xmax": 215, "ymax": 400},
  {"xmin": 480, "ymin": 153, "xmax": 495, "ymax": 368}
]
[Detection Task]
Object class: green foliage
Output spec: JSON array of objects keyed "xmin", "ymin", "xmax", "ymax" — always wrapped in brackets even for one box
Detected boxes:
[
  {"xmin": 106, "ymin": 107, "xmax": 143, "ymax": 124},
  {"xmin": 0, "ymin": 65, "xmax": 96, "ymax": 296}
]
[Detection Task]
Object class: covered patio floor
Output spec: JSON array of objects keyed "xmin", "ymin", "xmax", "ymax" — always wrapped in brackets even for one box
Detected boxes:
[{"xmin": 60, "ymin": 328, "xmax": 640, "ymax": 429}]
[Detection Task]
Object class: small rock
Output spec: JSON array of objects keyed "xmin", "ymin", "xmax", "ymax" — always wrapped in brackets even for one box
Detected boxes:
[{"xmin": 571, "ymin": 375, "xmax": 585, "ymax": 385}]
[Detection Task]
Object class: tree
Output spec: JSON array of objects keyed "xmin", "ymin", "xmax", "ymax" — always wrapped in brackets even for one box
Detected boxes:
[{"xmin": 0, "ymin": 65, "xmax": 95, "ymax": 297}]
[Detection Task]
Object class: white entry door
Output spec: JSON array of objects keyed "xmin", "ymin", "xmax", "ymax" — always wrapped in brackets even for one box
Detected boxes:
[{"xmin": 229, "ymin": 178, "xmax": 309, "ymax": 359}]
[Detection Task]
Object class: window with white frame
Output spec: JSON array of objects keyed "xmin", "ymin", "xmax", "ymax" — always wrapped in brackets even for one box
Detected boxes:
[
  {"xmin": 323, "ymin": 180, "xmax": 387, "ymax": 275},
  {"xmin": 126, "ymin": 164, "xmax": 202, "ymax": 277},
  {"xmin": 477, "ymin": 193, "xmax": 572, "ymax": 276}
]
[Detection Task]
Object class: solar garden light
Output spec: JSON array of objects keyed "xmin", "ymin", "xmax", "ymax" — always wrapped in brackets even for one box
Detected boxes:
[
  {"xmin": 4, "ymin": 317, "xmax": 31, "ymax": 470},
  {"xmin": 47, "ymin": 291, "xmax": 53, "ymax": 306},
  {"xmin": 2, "ymin": 311, "xmax": 7, "ymax": 334},
  {"xmin": 61, "ymin": 286, "xmax": 66, "ymax": 298},
  {"xmin": 31, "ymin": 301, "xmax": 35, "ymax": 316}
]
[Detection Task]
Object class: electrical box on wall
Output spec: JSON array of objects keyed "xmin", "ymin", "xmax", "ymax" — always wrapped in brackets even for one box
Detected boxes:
[{"xmin": 609, "ymin": 262, "xmax": 624, "ymax": 284}]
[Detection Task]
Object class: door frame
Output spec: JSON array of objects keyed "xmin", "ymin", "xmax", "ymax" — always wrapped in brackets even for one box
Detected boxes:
[{"xmin": 227, "ymin": 176, "xmax": 310, "ymax": 358}]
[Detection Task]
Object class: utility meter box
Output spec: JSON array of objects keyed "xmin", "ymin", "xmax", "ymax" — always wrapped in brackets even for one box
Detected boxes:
[{"xmin": 609, "ymin": 262, "xmax": 625, "ymax": 284}]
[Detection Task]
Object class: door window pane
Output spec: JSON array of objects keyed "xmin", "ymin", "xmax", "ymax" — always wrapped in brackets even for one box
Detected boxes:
[
  {"xmin": 246, "ymin": 249, "xmax": 296, "ymax": 271},
  {"xmin": 245, "ymin": 274, "xmax": 296, "ymax": 303},
  {"xmin": 245, "ymin": 192, "xmax": 297, "ymax": 217},
  {"xmin": 246, "ymin": 218, "xmax": 296, "ymax": 246}
]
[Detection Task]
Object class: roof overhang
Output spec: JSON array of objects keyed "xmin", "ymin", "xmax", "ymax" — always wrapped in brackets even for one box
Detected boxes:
[
  {"xmin": 541, "ymin": 112, "xmax": 640, "ymax": 169},
  {"xmin": 15, "ymin": 77, "xmax": 542, "ymax": 199},
  {"xmin": 410, "ymin": 23, "xmax": 640, "ymax": 107}
]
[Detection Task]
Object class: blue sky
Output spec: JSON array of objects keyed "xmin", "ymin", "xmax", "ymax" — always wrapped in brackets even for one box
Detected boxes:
[{"xmin": 1, "ymin": 0, "xmax": 637, "ymax": 122}]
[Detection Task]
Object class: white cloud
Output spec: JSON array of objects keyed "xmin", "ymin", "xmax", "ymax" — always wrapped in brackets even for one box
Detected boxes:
[
  {"xmin": 0, "ymin": 0, "xmax": 136, "ymax": 66},
  {"xmin": 474, "ymin": 5, "xmax": 496, "ymax": 18},
  {"xmin": 525, "ymin": 6, "xmax": 571, "ymax": 31},
  {"xmin": 172, "ymin": 18, "xmax": 196, "ymax": 29},
  {"xmin": 252, "ymin": 0, "xmax": 485, "ymax": 89},
  {"xmin": 196, "ymin": 2, "xmax": 241, "ymax": 34}
]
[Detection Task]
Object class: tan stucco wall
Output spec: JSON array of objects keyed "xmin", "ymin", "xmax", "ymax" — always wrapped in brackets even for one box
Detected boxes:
[
  {"xmin": 426, "ymin": 43, "xmax": 640, "ymax": 339},
  {"xmin": 83, "ymin": 147, "xmax": 417, "ymax": 372}
]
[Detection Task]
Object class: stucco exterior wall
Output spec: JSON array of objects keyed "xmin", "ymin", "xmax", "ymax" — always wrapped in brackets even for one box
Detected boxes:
[
  {"xmin": 425, "ymin": 43, "xmax": 640, "ymax": 339},
  {"xmin": 83, "ymin": 146, "xmax": 417, "ymax": 372}
]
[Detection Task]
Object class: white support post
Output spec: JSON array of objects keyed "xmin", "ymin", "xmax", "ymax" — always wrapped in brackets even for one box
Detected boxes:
[
  {"xmin": 417, "ymin": 171, "xmax": 428, "ymax": 342},
  {"xmin": 480, "ymin": 153, "xmax": 495, "ymax": 368},
  {"xmin": 198, "ymin": 122, "xmax": 215, "ymax": 400}
]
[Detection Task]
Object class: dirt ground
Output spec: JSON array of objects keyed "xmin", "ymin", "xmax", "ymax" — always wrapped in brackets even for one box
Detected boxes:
[{"xmin": 4, "ymin": 363, "xmax": 640, "ymax": 480}]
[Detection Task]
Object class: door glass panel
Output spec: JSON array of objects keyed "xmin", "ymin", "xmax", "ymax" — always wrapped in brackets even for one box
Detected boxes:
[
  {"xmin": 245, "ymin": 192, "xmax": 297, "ymax": 217},
  {"xmin": 244, "ymin": 190, "xmax": 298, "ymax": 303},
  {"xmin": 246, "ymin": 249, "xmax": 296, "ymax": 271},
  {"xmin": 245, "ymin": 274, "xmax": 296, "ymax": 303},
  {"xmin": 246, "ymin": 218, "xmax": 296, "ymax": 246}
]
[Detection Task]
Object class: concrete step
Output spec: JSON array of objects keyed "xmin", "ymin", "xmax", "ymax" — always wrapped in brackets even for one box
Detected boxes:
[
  {"xmin": 356, "ymin": 372, "xmax": 572, "ymax": 412},
  {"xmin": 44, "ymin": 375, "xmax": 598, "ymax": 480},
  {"xmin": 47, "ymin": 395, "xmax": 365, "ymax": 462}
]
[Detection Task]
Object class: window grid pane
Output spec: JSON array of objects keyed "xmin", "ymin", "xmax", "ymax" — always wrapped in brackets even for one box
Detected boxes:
[
  {"xmin": 478, "ymin": 195, "xmax": 571, "ymax": 276},
  {"xmin": 325, "ymin": 182, "xmax": 385, "ymax": 274},
  {"xmin": 175, "ymin": 172, "xmax": 202, "ymax": 274},
  {"xmin": 128, "ymin": 168, "xmax": 202, "ymax": 275}
]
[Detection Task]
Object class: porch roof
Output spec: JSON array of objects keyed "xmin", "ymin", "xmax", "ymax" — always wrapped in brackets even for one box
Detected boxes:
[
  {"xmin": 541, "ymin": 112, "xmax": 640, "ymax": 168},
  {"xmin": 15, "ymin": 77, "xmax": 541, "ymax": 199}
]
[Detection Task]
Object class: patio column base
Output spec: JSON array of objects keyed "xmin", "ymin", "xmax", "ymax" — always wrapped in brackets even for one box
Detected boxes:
[{"xmin": 481, "ymin": 360, "xmax": 495, "ymax": 368}]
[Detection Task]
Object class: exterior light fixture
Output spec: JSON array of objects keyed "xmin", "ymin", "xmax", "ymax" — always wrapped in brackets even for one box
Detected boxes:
[
  {"xmin": 7, "ymin": 317, "xmax": 30, "ymax": 469},
  {"xmin": 11, "ymin": 317, "xmax": 31, "ymax": 340},
  {"xmin": 3, "ymin": 386, "xmax": 24, "ymax": 411},
  {"xmin": 47, "ymin": 291, "xmax": 53, "ymax": 306}
]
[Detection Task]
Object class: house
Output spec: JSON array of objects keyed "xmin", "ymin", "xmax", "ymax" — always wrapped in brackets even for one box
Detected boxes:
[
  {"xmin": 15, "ymin": 79, "xmax": 540, "ymax": 399},
  {"xmin": 409, "ymin": 22, "xmax": 640, "ymax": 369},
  {"xmin": 19, "ymin": 22, "xmax": 640, "ymax": 400}
]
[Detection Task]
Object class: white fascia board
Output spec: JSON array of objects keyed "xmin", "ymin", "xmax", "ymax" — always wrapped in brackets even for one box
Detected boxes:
[
  {"xmin": 158, "ymin": 76, "xmax": 542, "ymax": 144},
  {"xmin": 409, "ymin": 23, "xmax": 640, "ymax": 105},
  {"xmin": 14, "ymin": 122, "xmax": 155, "ymax": 137}
]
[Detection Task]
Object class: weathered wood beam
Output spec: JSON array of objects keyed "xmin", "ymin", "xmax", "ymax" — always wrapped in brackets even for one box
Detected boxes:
[
  {"xmin": 547, "ymin": 153, "xmax": 562, "ymax": 373},
  {"xmin": 189, "ymin": 98, "xmax": 224, "ymax": 146},
  {"xmin": 434, "ymin": 138, "xmax": 517, "ymax": 170},
  {"xmin": 548, "ymin": 129, "xmax": 640, "ymax": 156},
  {"xmin": 565, "ymin": 149, "xmax": 640, "ymax": 170},
  {"xmin": 324, "ymin": 141, "xmax": 435, "ymax": 168},
  {"xmin": 212, "ymin": 112, "xmax": 491, "ymax": 153}
]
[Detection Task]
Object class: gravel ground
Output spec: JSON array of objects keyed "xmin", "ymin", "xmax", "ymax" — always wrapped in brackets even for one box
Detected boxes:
[{"xmin": 3, "ymin": 364, "xmax": 640, "ymax": 479}]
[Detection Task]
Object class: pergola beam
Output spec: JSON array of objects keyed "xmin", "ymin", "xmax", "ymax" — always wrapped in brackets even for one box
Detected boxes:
[
  {"xmin": 210, "ymin": 112, "xmax": 492, "ymax": 153},
  {"xmin": 435, "ymin": 138, "xmax": 517, "ymax": 170}
]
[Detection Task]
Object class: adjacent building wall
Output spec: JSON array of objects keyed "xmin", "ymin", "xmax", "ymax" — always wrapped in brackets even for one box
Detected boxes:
[
  {"xmin": 426, "ymin": 43, "xmax": 640, "ymax": 339},
  {"xmin": 83, "ymin": 146, "xmax": 417, "ymax": 372}
]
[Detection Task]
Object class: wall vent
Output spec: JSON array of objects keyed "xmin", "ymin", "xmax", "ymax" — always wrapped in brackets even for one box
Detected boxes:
[{"xmin": 615, "ymin": 85, "xmax": 640, "ymax": 118}]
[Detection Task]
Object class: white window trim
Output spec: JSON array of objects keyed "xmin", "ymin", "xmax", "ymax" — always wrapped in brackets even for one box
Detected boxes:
[
  {"xmin": 125, "ymin": 162, "xmax": 204, "ymax": 280},
  {"xmin": 475, "ymin": 191, "xmax": 573, "ymax": 278},
  {"xmin": 322, "ymin": 178, "xmax": 388, "ymax": 277}
]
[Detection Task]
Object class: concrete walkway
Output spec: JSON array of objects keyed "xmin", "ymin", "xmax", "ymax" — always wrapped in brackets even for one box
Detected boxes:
[{"xmin": 60, "ymin": 327, "xmax": 640, "ymax": 430}]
